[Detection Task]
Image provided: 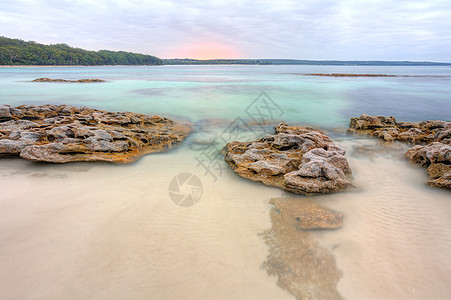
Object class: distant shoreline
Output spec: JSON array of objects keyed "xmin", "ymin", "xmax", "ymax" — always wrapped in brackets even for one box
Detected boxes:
[{"xmin": 2, "ymin": 64, "xmax": 451, "ymax": 68}]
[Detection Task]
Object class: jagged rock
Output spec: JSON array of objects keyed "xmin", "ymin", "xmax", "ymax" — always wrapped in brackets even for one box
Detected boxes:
[
  {"xmin": 0, "ymin": 104, "xmax": 191, "ymax": 163},
  {"xmin": 33, "ymin": 78, "xmax": 105, "ymax": 83},
  {"xmin": 405, "ymin": 142, "xmax": 451, "ymax": 190},
  {"xmin": 349, "ymin": 114, "xmax": 396, "ymax": 131},
  {"xmin": 224, "ymin": 122, "xmax": 353, "ymax": 195},
  {"xmin": 348, "ymin": 114, "xmax": 450, "ymax": 145},
  {"xmin": 349, "ymin": 114, "xmax": 451, "ymax": 191},
  {"xmin": 405, "ymin": 142, "xmax": 451, "ymax": 166},
  {"xmin": 0, "ymin": 140, "xmax": 30, "ymax": 154},
  {"xmin": 0, "ymin": 104, "xmax": 13, "ymax": 121}
]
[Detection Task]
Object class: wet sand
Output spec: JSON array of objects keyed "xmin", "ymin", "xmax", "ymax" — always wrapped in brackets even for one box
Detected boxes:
[
  {"xmin": 0, "ymin": 135, "xmax": 450, "ymax": 299},
  {"xmin": 314, "ymin": 138, "xmax": 451, "ymax": 299},
  {"xmin": 0, "ymin": 149, "xmax": 291, "ymax": 300}
]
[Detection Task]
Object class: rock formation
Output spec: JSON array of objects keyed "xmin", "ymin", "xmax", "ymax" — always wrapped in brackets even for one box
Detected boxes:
[
  {"xmin": 33, "ymin": 78, "xmax": 105, "ymax": 83},
  {"xmin": 405, "ymin": 142, "xmax": 451, "ymax": 190},
  {"xmin": 348, "ymin": 114, "xmax": 450, "ymax": 190},
  {"xmin": 347, "ymin": 113, "xmax": 450, "ymax": 145},
  {"xmin": 0, "ymin": 104, "xmax": 190, "ymax": 163},
  {"xmin": 224, "ymin": 122, "xmax": 353, "ymax": 195}
]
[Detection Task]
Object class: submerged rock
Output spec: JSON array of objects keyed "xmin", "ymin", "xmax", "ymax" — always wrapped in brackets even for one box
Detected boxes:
[
  {"xmin": 270, "ymin": 197, "xmax": 343, "ymax": 230},
  {"xmin": 224, "ymin": 122, "xmax": 353, "ymax": 195},
  {"xmin": 0, "ymin": 104, "xmax": 190, "ymax": 163},
  {"xmin": 261, "ymin": 197, "xmax": 344, "ymax": 299},
  {"xmin": 32, "ymin": 78, "xmax": 105, "ymax": 83}
]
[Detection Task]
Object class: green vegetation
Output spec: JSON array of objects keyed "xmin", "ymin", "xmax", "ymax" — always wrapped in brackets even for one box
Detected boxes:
[
  {"xmin": 2, "ymin": 36, "xmax": 449, "ymax": 67},
  {"xmin": 0, "ymin": 36, "xmax": 162, "ymax": 65}
]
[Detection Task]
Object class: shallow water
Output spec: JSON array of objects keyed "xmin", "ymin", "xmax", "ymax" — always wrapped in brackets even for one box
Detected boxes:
[{"xmin": 0, "ymin": 66, "xmax": 451, "ymax": 299}]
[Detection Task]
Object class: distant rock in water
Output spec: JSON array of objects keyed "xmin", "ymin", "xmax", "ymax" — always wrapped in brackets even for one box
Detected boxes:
[
  {"xmin": 0, "ymin": 104, "xmax": 190, "ymax": 163},
  {"xmin": 224, "ymin": 122, "xmax": 353, "ymax": 195},
  {"xmin": 33, "ymin": 78, "xmax": 105, "ymax": 83},
  {"xmin": 306, "ymin": 73, "xmax": 397, "ymax": 77},
  {"xmin": 347, "ymin": 114, "xmax": 450, "ymax": 190}
]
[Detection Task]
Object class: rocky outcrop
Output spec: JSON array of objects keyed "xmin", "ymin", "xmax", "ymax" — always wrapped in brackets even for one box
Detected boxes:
[
  {"xmin": 348, "ymin": 114, "xmax": 450, "ymax": 190},
  {"xmin": 405, "ymin": 142, "xmax": 451, "ymax": 190},
  {"xmin": 224, "ymin": 122, "xmax": 353, "ymax": 195},
  {"xmin": 0, "ymin": 104, "xmax": 190, "ymax": 163},
  {"xmin": 347, "ymin": 114, "xmax": 451, "ymax": 145},
  {"xmin": 33, "ymin": 78, "xmax": 105, "ymax": 83}
]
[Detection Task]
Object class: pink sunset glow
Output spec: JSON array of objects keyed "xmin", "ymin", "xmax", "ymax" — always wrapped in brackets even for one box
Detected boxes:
[{"xmin": 169, "ymin": 41, "xmax": 241, "ymax": 59}]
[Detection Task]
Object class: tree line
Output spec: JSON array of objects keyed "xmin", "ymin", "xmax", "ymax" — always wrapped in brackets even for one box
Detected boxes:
[{"xmin": 0, "ymin": 36, "xmax": 162, "ymax": 65}]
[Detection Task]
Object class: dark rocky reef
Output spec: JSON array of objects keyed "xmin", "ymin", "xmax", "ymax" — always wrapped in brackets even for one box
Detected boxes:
[
  {"xmin": 33, "ymin": 78, "xmax": 105, "ymax": 83},
  {"xmin": 348, "ymin": 114, "xmax": 450, "ymax": 190},
  {"xmin": 224, "ymin": 122, "xmax": 353, "ymax": 195},
  {"xmin": 0, "ymin": 104, "xmax": 190, "ymax": 163},
  {"xmin": 307, "ymin": 73, "xmax": 397, "ymax": 77}
]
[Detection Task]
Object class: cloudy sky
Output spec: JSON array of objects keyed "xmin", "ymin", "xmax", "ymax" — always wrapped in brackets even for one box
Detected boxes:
[{"xmin": 1, "ymin": 0, "xmax": 450, "ymax": 61}]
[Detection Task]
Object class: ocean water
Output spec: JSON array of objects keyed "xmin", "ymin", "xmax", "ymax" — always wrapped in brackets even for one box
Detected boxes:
[
  {"xmin": 1, "ymin": 65, "xmax": 451, "ymax": 126},
  {"xmin": 0, "ymin": 65, "xmax": 450, "ymax": 299}
]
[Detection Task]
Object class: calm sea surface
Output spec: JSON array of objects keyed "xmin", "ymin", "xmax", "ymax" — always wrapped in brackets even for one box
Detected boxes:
[
  {"xmin": 0, "ymin": 65, "xmax": 450, "ymax": 299},
  {"xmin": 1, "ymin": 65, "xmax": 451, "ymax": 125}
]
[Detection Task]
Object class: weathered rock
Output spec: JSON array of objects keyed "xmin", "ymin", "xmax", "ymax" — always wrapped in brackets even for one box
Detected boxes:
[
  {"xmin": 348, "ymin": 114, "xmax": 450, "ymax": 145},
  {"xmin": 33, "ymin": 78, "xmax": 105, "ymax": 83},
  {"xmin": 405, "ymin": 142, "xmax": 451, "ymax": 190},
  {"xmin": 0, "ymin": 104, "xmax": 190, "ymax": 163},
  {"xmin": 0, "ymin": 140, "xmax": 30, "ymax": 154},
  {"xmin": 349, "ymin": 114, "xmax": 451, "ymax": 191},
  {"xmin": 224, "ymin": 122, "xmax": 353, "ymax": 195},
  {"xmin": 0, "ymin": 104, "xmax": 13, "ymax": 121}
]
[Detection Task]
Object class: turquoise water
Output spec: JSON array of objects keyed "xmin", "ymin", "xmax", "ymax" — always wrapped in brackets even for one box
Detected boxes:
[
  {"xmin": 1, "ymin": 65, "xmax": 451, "ymax": 299},
  {"xmin": 1, "ymin": 65, "xmax": 450, "ymax": 126}
]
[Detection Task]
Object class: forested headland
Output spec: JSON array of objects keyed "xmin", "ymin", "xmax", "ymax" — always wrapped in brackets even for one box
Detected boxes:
[
  {"xmin": 2, "ymin": 36, "xmax": 450, "ymax": 67},
  {"xmin": 0, "ymin": 37, "xmax": 162, "ymax": 65}
]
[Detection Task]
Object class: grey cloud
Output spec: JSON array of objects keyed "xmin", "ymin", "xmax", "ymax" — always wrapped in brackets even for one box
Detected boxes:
[{"xmin": 0, "ymin": 0, "xmax": 450, "ymax": 61}]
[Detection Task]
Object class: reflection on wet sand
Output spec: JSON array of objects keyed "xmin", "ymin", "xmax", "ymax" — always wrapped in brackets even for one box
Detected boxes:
[{"xmin": 261, "ymin": 196, "xmax": 343, "ymax": 299}]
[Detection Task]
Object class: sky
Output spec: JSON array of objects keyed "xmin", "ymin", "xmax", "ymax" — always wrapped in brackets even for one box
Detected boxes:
[{"xmin": 1, "ymin": 0, "xmax": 451, "ymax": 61}]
